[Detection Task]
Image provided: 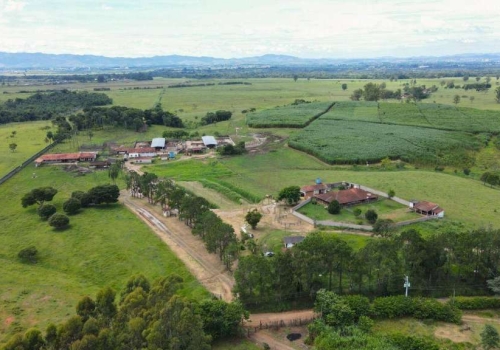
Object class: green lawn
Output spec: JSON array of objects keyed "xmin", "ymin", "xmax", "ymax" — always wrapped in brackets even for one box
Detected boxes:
[
  {"xmin": 0, "ymin": 160, "xmax": 208, "ymax": 344},
  {"xmin": 298, "ymin": 199, "xmax": 420, "ymax": 224},
  {"xmin": 0, "ymin": 121, "xmax": 54, "ymax": 176}
]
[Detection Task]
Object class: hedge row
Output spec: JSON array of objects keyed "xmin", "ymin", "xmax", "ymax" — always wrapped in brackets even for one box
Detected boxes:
[
  {"xmin": 450, "ymin": 296, "xmax": 500, "ymax": 310},
  {"xmin": 371, "ymin": 296, "xmax": 462, "ymax": 324}
]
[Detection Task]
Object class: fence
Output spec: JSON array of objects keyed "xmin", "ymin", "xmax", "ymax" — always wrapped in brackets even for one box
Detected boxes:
[
  {"xmin": 0, "ymin": 142, "xmax": 57, "ymax": 186},
  {"xmin": 393, "ymin": 215, "xmax": 438, "ymax": 227},
  {"xmin": 316, "ymin": 220, "xmax": 373, "ymax": 231}
]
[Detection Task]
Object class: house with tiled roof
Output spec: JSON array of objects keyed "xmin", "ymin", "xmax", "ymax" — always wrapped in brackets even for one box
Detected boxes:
[{"xmin": 314, "ymin": 188, "xmax": 378, "ymax": 207}]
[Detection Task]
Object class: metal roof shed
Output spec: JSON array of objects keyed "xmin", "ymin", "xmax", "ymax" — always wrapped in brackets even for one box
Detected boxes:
[
  {"xmin": 202, "ymin": 136, "xmax": 218, "ymax": 148},
  {"xmin": 151, "ymin": 138, "xmax": 166, "ymax": 148}
]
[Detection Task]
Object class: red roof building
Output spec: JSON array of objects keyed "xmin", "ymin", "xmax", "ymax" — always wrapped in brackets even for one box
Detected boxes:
[
  {"xmin": 35, "ymin": 152, "xmax": 97, "ymax": 166},
  {"xmin": 314, "ymin": 188, "xmax": 378, "ymax": 206},
  {"xmin": 300, "ymin": 184, "xmax": 328, "ymax": 197},
  {"xmin": 411, "ymin": 201, "xmax": 445, "ymax": 217}
]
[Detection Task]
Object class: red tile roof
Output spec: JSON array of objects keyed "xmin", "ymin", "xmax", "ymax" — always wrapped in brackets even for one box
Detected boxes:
[
  {"xmin": 414, "ymin": 201, "xmax": 440, "ymax": 212},
  {"xmin": 35, "ymin": 152, "xmax": 97, "ymax": 163},
  {"xmin": 113, "ymin": 147, "xmax": 156, "ymax": 154},
  {"xmin": 301, "ymin": 184, "xmax": 327, "ymax": 192},
  {"xmin": 315, "ymin": 188, "xmax": 377, "ymax": 205}
]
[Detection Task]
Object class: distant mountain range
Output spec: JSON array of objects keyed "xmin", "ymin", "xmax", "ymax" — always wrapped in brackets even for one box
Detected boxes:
[{"xmin": 1, "ymin": 51, "xmax": 500, "ymax": 69}]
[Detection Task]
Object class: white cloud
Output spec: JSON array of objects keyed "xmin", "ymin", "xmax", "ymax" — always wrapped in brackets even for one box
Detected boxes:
[{"xmin": 2, "ymin": 0, "xmax": 26, "ymax": 12}]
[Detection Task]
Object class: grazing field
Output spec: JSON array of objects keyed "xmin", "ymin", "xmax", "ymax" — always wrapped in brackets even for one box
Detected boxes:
[
  {"xmin": 0, "ymin": 121, "xmax": 54, "ymax": 176},
  {"xmin": 298, "ymin": 199, "xmax": 420, "ymax": 224},
  {"xmin": 0, "ymin": 163, "xmax": 208, "ymax": 344},
  {"xmin": 288, "ymin": 119, "xmax": 481, "ymax": 164},
  {"xmin": 246, "ymin": 101, "xmax": 333, "ymax": 128}
]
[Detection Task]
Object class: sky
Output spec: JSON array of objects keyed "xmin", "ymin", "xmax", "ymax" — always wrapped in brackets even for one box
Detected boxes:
[{"xmin": 1, "ymin": 0, "xmax": 500, "ymax": 58}]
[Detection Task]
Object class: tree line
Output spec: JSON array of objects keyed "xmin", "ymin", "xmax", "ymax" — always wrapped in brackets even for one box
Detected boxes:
[
  {"xmin": 350, "ymin": 82, "xmax": 436, "ymax": 102},
  {"xmin": 0, "ymin": 90, "xmax": 112, "ymax": 125},
  {"xmin": 69, "ymin": 104, "xmax": 184, "ymax": 132},
  {"xmin": 3, "ymin": 274, "xmax": 247, "ymax": 350},
  {"xmin": 125, "ymin": 173, "xmax": 239, "ymax": 269},
  {"xmin": 234, "ymin": 228, "xmax": 500, "ymax": 309}
]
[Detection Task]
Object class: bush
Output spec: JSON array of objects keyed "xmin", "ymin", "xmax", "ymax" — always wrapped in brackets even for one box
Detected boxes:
[
  {"xmin": 463, "ymin": 168, "xmax": 471, "ymax": 176},
  {"xmin": 37, "ymin": 204, "xmax": 56, "ymax": 220},
  {"xmin": 72, "ymin": 191, "xmax": 92, "ymax": 208},
  {"xmin": 451, "ymin": 296, "xmax": 500, "ymax": 310},
  {"xmin": 353, "ymin": 208, "xmax": 362, "ymax": 217},
  {"xmin": 18, "ymin": 246, "xmax": 38, "ymax": 263},
  {"xmin": 63, "ymin": 197, "xmax": 81, "ymax": 215},
  {"xmin": 48, "ymin": 213, "xmax": 70, "ymax": 229},
  {"xmin": 328, "ymin": 200, "xmax": 341, "ymax": 214},
  {"xmin": 357, "ymin": 316, "xmax": 374, "ymax": 333},
  {"xmin": 388, "ymin": 334, "xmax": 439, "ymax": 350},
  {"xmin": 344, "ymin": 295, "xmax": 371, "ymax": 320},
  {"xmin": 365, "ymin": 210, "xmax": 378, "ymax": 224}
]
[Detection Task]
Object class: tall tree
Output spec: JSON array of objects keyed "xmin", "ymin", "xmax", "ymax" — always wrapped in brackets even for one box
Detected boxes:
[{"xmin": 21, "ymin": 187, "xmax": 58, "ymax": 208}]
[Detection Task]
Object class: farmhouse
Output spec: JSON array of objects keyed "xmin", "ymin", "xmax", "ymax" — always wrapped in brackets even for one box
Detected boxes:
[
  {"xmin": 410, "ymin": 200, "xmax": 445, "ymax": 218},
  {"xmin": 35, "ymin": 152, "xmax": 97, "ymax": 166},
  {"xmin": 300, "ymin": 184, "xmax": 328, "ymax": 198},
  {"xmin": 284, "ymin": 236, "xmax": 305, "ymax": 249},
  {"xmin": 186, "ymin": 140, "xmax": 206, "ymax": 153},
  {"xmin": 314, "ymin": 188, "xmax": 378, "ymax": 206}
]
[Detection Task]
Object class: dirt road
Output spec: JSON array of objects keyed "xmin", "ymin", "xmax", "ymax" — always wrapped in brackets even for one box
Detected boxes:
[{"xmin": 122, "ymin": 193, "xmax": 235, "ymax": 301}]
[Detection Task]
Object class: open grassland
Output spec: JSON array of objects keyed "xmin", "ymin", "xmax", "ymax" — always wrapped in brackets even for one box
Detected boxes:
[
  {"xmin": 147, "ymin": 147, "xmax": 500, "ymax": 228},
  {"xmin": 289, "ymin": 119, "xmax": 481, "ymax": 164},
  {"xmin": 0, "ymin": 121, "xmax": 54, "ymax": 176},
  {"xmin": 0, "ymin": 162, "xmax": 208, "ymax": 344},
  {"xmin": 246, "ymin": 101, "xmax": 333, "ymax": 128},
  {"xmin": 298, "ymin": 199, "xmax": 420, "ymax": 224}
]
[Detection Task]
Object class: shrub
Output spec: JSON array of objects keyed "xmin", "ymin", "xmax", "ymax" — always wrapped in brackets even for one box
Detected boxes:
[
  {"xmin": 328, "ymin": 200, "xmax": 341, "ymax": 214},
  {"xmin": 63, "ymin": 197, "xmax": 81, "ymax": 215},
  {"xmin": 463, "ymin": 168, "xmax": 471, "ymax": 175},
  {"xmin": 388, "ymin": 334, "xmax": 439, "ymax": 350},
  {"xmin": 72, "ymin": 191, "xmax": 92, "ymax": 208},
  {"xmin": 387, "ymin": 189, "xmax": 395, "ymax": 198},
  {"xmin": 344, "ymin": 295, "xmax": 371, "ymax": 320},
  {"xmin": 48, "ymin": 213, "xmax": 70, "ymax": 229},
  {"xmin": 365, "ymin": 209, "xmax": 378, "ymax": 224},
  {"xmin": 37, "ymin": 204, "xmax": 56, "ymax": 220},
  {"xmin": 353, "ymin": 208, "xmax": 362, "ymax": 217},
  {"xmin": 18, "ymin": 246, "xmax": 38, "ymax": 263},
  {"xmin": 450, "ymin": 296, "xmax": 500, "ymax": 310},
  {"xmin": 357, "ymin": 316, "xmax": 374, "ymax": 333}
]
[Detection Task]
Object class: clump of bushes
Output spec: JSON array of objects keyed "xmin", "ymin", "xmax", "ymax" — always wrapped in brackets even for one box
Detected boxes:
[
  {"xmin": 37, "ymin": 204, "xmax": 56, "ymax": 220},
  {"xmin": 450, "ymin": 296, "xmax": 500, "ymax": 310},
  {"xmin": 49, "ymin": 213, "xmax": 70, "ymax": 230},
  {"xmin": 18, "ymin": 246, "xmax": 38, "ymax": 263}
]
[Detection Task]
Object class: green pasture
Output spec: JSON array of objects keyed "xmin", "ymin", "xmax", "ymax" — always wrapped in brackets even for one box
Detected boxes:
[
  {"xmin": 147, "ymin": 147, "xmax": 500, "ymax": 228},
  {"xmin": 0, "ymin": 161, "xmax": 208, "ymax": 344},
  {"xmin": 246, "ymin": 101, "xmax": 333, "ymax": 127},
  {"xmin": 0, "ymin": 121, "xmax": 54, "ymax": 176},
  {"xmin": 298, "ymin": 199, "xmax": 419, "ymax": 224}
]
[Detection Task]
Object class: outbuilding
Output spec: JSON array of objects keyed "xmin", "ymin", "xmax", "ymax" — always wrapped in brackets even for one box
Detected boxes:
[
  {"xmin": 202, "ymin": 136, "xmax": 218, "ymax": 148},
  {"xmin": 151, "ymin": 138, "xmax": 166, "ymax": 150}
]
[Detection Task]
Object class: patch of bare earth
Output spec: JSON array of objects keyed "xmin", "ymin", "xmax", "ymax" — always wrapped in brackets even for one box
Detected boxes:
[{"xmin": 434, "ymin": 324, "xmax": 472, "ymax": 343}]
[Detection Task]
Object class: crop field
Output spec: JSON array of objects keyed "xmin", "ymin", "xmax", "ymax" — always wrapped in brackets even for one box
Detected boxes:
[
  {"xmin": 298, "ymin": 199, "xmax": 420, "ymax": 224},
  {"xmin": 246, "ymin": 101, "xmax": 333, "ymax": 127},
  {"xmin": 288, "ymin": 119, "xmax": 481, "ymax": 164},
  {"xmin": 0, "ymin": 121, "xmax": 54, "ymax": 177},
  {"xmin": 0, "ymin": 162, "xmax": 208, "ymax": 344}
]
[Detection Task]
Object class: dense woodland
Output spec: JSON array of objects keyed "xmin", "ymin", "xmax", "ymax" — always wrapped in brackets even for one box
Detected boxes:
[
  {"xmin": 234, "ymin": 229, "xmax": 500, "ymax": 309},
  {"xmin": 3, "ymin": 274, "xmax": 247, "ymax": 350},
  {"xmin": 0, "ymin": 90, "xmax": 111, "ymax": 125}
]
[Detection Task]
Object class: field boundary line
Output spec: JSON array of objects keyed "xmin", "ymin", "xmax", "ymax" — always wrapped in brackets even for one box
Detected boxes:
[{"xmin": 0, "ymin": 141, "xmax": 57, "ymax": 186}]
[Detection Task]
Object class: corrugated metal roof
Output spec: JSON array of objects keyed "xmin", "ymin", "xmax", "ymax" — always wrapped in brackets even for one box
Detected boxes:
[
  {"xmin": 151, "ymin": 138, "xmax": 166, "ymax": 148},
  {"xmin": 202, "ymin": 136, "xmax": 217, "ymax": 146}
]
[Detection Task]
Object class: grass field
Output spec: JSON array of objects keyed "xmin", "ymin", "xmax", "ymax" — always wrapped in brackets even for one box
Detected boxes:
[
  {"xmin": 0, "ymin": 121, "xmax": 54, "ymax": 176},
  {"xmin": 0, "ymin": 160, "xmax": 208, "ymax": 344},
  {"xmin": 298, "ymin": 199, "xmax": 420, "ymax": 224},
  {"xmin": 147, "ymin": 147, "xmax": 500, "ymax": 228}
]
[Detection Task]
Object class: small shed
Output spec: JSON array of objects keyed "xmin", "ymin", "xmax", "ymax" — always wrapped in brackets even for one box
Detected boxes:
[
  {"xmin": 412, "ymin": 201, "xmax": 445, "ymax": 218},
  {"xmin": 202, "ymin": 136, "xmax": 218, "ymax": 148},
  {"xmin": 284, "ymin": 236, "xmax": 305, "ymax": 249}
]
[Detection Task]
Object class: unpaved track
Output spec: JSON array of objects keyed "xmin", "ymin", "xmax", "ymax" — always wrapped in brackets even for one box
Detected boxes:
[{"xmin": 122, "ymin": 192, "xmax": 235, "ymax": 301}]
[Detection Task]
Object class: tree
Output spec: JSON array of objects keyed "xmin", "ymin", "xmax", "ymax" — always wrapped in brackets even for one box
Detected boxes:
[
  {"xmin": 481, "ymin": 172, "xmax": 500, "ymax": 187},
  {"xmin": 463, "ymin": 75, "xmax": 469, "ymax": 82},
  {"xmin": 37, "ymin": 204, "xmax": 57, "ymax": 220},
  {"xmin": 76, "ymin": 296, "xmax": 96, "ymax": 322},
  {"xmin": 350, "ymin": 89, "xmax": 363, "ymax": 101},
  {"xmin": 470, "ymin": 96, "xmax": 475, "ymax": 104},
  {"xmin": 481, "ymin": 324, "xmax": 500, "ymax": 350},
  {"xmin": 363, "ymin": 83, "xmax": 381, "ymax": 101},
  {"xmin": 95, "ymin": 286, "xmax": 117, "ymax": 321},
  {"xmin": 23, "ymin": 328, "xmax": 45, "ymax": 350},
  {"xmin": 293, "ymin": 74, "xmax": 298, "ymax": 82},
  {"xmin": 453, "ymin": 94, "xmax": 461, "ymax": 106},
  {"xmin": 315, "ymin": 290, "xmax": 355, "ymax": 329},
  {"xmin": 198, "ymin": 300, "xmax": 248, "ymax": 341},
  {"xmin": 9, "ymin": 142, "xmax": 17, "ymax": 152},
  {"xmin": 63, "ymin": 197, "xmax": 81, "ymax": 215},
  {"xmin": 365, "ymin": 210, "xmax": 378, "ymax": 224},
  {"xmin": 372, "ymin": 219, "xmax": 394, "ymax": 238},
  {"xmin": 487, "ymin": 277, "xmax": 500, "ymax": 294},
  {"xmin": 46, "ymin": 131, "xmax": 54, "ymax": 143},
  {"xmin": 387, "ymin": 189, "xmax": 395, "ymax": 198},
  {"xmin": 341, "ymin": 83, "xmax": 348, "ymax": 91},
  {"xmin": 496, "ymin": 87, "xmax": 500, "ymax": 103},
  {"xmin": 87, "ymin": 130, "xmax": 94, "ymax": 141},
  {"xmin": 328, "ymin": 200, "xmax": 341, "ymax": 214},
  {"xmin": 72, "ymin": 191, "xmax": 92, "ymax": 208},
  {"xmin": 18, "ymin": 246, "xmax": 38, "ymax": 263},
  {"xmin": 88, "ymin": 184, "xmax": 120, "ymax": 205},
  {"xmin": 108, "ymin": 163, "xmax": 121, "ymax": 184},
  {"xmin": 48, "ymin": 213, "xmax": 70, "ymax": 229},
  {"xmin": 277, "ymin": 186, "xmax": 301, "ymax": 205},
  {"xmin": 245, "ymin": 209, "xmax": 262, "ymax": 229},
  {"xmin": 21, "ymin": 187, "xmax": 58, "ymax": 208}
]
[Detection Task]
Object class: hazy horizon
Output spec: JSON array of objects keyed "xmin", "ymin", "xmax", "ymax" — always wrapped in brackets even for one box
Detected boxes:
[{"xmin": 1, "ymin": 0, "xmax": 499, "ymax": 59}]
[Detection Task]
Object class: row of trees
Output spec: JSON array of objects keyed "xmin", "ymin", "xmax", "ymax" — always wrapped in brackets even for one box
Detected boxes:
[
  {"xmin": 234, "ymin": 228, "xmax": 500, "ymax": 308},
  {"xmin": 125, "ymin": 172, "xmax": 239, "ymax": 268},
  {"xmin": 200, "ymin": 110, "xmax": 232, "ymax": 125},
  {"xmin": 0, "ymin": 90, "xmax": 112, "ymax": 125},
  {"xmin": 69, "ymin": 104, "xmax": 184, "ymax": 132},
  {"xmin": 349, "ymin": 82, "xmax": 434, "ymax": 102},
  {"xmin": 3, "ymin": 274, "xmax": 248, "ymax": 350}
]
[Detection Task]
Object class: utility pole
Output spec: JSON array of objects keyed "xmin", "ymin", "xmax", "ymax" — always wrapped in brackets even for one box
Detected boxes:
[{"xmin": 404, "ymin": 275, "xmax": 410, "ymax": 297}]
